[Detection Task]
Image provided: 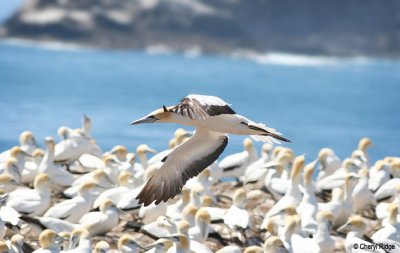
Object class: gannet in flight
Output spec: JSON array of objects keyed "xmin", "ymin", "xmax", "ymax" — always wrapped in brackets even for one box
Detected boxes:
[{"xmin": 131, "ymin": 94, "xmax": 290, "ymax": 205}]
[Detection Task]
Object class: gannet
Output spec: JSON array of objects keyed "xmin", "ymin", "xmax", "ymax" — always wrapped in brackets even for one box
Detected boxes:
[
  {"xmin": 263, "ymin": 236, "xmax": 288, "ymax": 253},
  {"xmin": 376, "ymin": 184, "xmax": 400, "ymax": 222},
  {"xmin": 5, "ymin": 173, "xmax": 51, "ymax": 216},
  {"xmin": 358, "ymin": 137, "xmax": 373, "ymax": 167},
  {"xmin": 224, "ymin": 188, "xmax": 250, "ymax": 229},
  {"xmin": 262, "ymin": 155, "xmax": 304, "ymax": 222},
  {"xmin": 338, "ymin": 216, "xmax": 386, "ymax": 253},
  {"xmin": 243, "ymin": 143, "xmax": 273, "ymax": 184},
  {"xmin": 368, "ymin": 160, "xmax": 391, "ymax": 192},
  {"xmin": 243, "ymin": 246, "xmax": 264, "ymax": 253},
  {"xmin": 296, "ymin": 160, "xmax": 318, "ymax": 235},
  {"xmin": 219, "ymin": 138, "xmax": 259, "ymax": 180},
  {"xmin": 166, "ymin": 187, "xmax": 190, "ymax": 221},
  {"xmin": 93, "ymin": 241, "xmax": 110, "ymax": 253},
  {"xmin": 78, "ymin": 199, "xmax": 120, "ymax": 236},
  {"xmin": 60, "ymin": 228, "xmax": 91, "ymax": 253},
  {"xmin": 39, "ymin": 137, "xmax": 75, "ymax": 188},
  {"xmin": 0, "ymin": 158, "xmax": 21, "ymax": 184},
  {"xmin": 22, "ymin": 148, "xmax": 45, "ymax": 184},
  {"xmin": 131, "ymin": 94, "xmax": 290, "ymax": 205},
  {"xmin": 315, "ymin": 148, "xmax": 341, "ymax": 181},
  {"xmin": 215, "ymin": 245, "xmax": 242, "ymax": 253},
  {"xmin": 32, "ymin": 229, "xmax": 63, "ymax": 253},
  {"xmin": 314, "ymin": 211, "xmax": 335, "ymax": 253},
  {"xmin": 189, "ymin": 208, "xmax": 211, "ymax": 242},
  {"xmin": 263, "ymin": 154, "xmax": 293, "ymax": 200},
  {"xmin": 0, "ymin": 242, "xmax": 8, "ymax": 253},
  {"xmin": 352, "ymin": 167, "xmax": 376, "ymax": 213},
  {"xmin": 141, "ymin": 215, "xmax": 177, "ymax": 239},
  {"xmin": 316, "ymin": 158, "xmax": 359, "ymax": 192},
  {"xmin": 7, "ymin": 234, "xmax": 30, "ymax": 253},
  {"xmin": 372, "ymin": 203, "xmax": 400, "ymax": 242},
  {"xmin": 93, "ymin": 171, "xmax": 136, "ymax": 209},
  {"xmin": 19, "ymin": 131, "xmax": 40, "ymax": 155},
  {"xmin": 119, "ymin": 234, "xmax": 144, "ymax": 253},
  {"xmin": 44, "ymin": 182, "xmax": 97, "ymax": 223}
]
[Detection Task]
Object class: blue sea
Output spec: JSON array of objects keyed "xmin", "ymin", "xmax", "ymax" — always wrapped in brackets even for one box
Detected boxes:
[{"xmin": 0, "ymin": 40, "xmax": 399, "ymax": 163}]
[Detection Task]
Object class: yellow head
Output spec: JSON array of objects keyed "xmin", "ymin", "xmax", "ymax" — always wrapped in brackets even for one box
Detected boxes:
[
  {"xmin": 39, "ymin": 229, "xmax": 58, "ymax": 249},
  {"xmin": 291, "ymin": 155, "xmax": 305, "ymax": 179},
  {"xmin": 34, "ymin": 173, "xmax": 50, "ymax": 189},
  {"xmin": 19, "ymin": 131, "xmax": 34, "ymax": 144},
  {"xmin": 358, "ymin": 137, "xmax": 372, "ymax": 150},
  {"xmin": 243, "ymin": 138, "xmax": 253, "ymax": 150},
  {"xmin": 131, "ymin": 107, "xmax": 174, "ymax": 125},
  {"xmin": 196, "ymin": 208, "xmax": 211, "ymax": 224}
]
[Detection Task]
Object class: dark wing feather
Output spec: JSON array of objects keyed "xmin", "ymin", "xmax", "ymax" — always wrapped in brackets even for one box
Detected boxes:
[
  {"xmin": 136, "ymin": 128, "xmax": 228, "ymax": 206},
  {"xmin": 170, "ymin": 96, "xmax": 236, "ymax": 120}
]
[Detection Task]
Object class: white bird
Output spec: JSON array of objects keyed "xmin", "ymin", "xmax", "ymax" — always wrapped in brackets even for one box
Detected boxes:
[
  {"xmin": 315, "ymin": 148, "xmax": 341, "ymax": 181},
  {"xmin": 131, "ymin": 94, "xmax": 290, "ymax": 205},
  {"xmin": 93, "ymin": 171, "xmax": 137, "ymax": 209},
  {"xmin": 263, "ymin": 236, "xmax": 288, "ymax": 253},
  {"xmin": 338, "ymin": 216, "xmax": 386, "ymax": 253},
  {"xmin": 39, "ymin": 137, "xmax": 75, "ymax": 188},
  {"xmin": 19, "ymin": 131, "xmax": 40, "ymax": 155},
  {"xmin": 316, "ymin": 158, "xmax": 359, "ymax": 192},
  {"xmin": 224, "ymin": 188, "xmax": 250, "ymax": 229},
  {"xmin": 189, "ymin": 208, "xmax": 211, "ymax": 242},
  {"xmin": 369, "ymin": 160, "xmax": 391, "ymax": 192},
  {"xmin": 32, "ymin": 229, "xmax": 62, "ymax": 253},
  {"xmin": 60, "ymin": 228, "xmax": 91, "ymax": 253},
  {"xmin": 352, "ymin": 167, "xmax": 376, "ymax": 213},
  {"xmin": 314, "ymin": 211, "xmax": 335, "ymax": 253},
  {"xmin": 5, "ymin": 173, "xmax": 51, "ymax": 216},
  {"xmin": 374, "ymin": 178, "xmax": 400, "ymax": 202},
  {"xmin": 262, "ymin": 155, "xmax": 304, "ymax": 224},
  {"xmin": 297, "ymin": 160, "xmax": 318, "ymax": 235},
  {"xmin": 44, "ymin": 182, "xmax": 97, "ymax": 223},
  {"xmin": 118, "ymin": 234, "xmax": 144, "ymax": 253},
  {"xmin": 93, "ymin": 241, "xmax": 110, "ymax": 253},
  {"xmin": 243, "ymin": 143, "xmax": 273, "ymax": 184},
  {"xmin": 166, "ymin": 187, "xmax": 191, "ymax": 221},
  {"xmin": 372, "ymin": 202, "xmax": 400, "ymax": 242},
  {"xmin": 219, "ymin": 138, "xmax": 259, "ymax": 180},
  {"xmin": 215, "ymin": 245, "xmax": 242, "ymax": 253},
  {"xmin": 78, "ymin": 199, "xmax": 120, "ymax": 236},
  {"xmin": 22, "ymin": 148, "xmax": 45, "ymax": 184}
]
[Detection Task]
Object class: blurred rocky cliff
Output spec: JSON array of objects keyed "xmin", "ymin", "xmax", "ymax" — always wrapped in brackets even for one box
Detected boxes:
[{"xmin": 1, "ymin": 0, "xmax": 400, "ymax": 56}]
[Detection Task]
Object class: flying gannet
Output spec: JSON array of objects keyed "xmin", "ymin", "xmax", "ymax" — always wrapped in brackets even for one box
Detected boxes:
[{"xmin": 131, "ymin": 94, "xmax": 290, "ymax": 205}]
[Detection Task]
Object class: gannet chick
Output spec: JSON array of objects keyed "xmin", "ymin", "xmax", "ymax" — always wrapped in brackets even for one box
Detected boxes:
[
  {"xmin": 224, "ymin": 188, "xmax": 250, "ymax": 229},
  {"xmin": 263, "ymin": 236, "xmax": 288, "ymax": 253},
  {"xmin": 132, "ymin": 94, "xmax": 290, "ymax": 205},
  {"xmin": 263, "ymin": 155, "xmax": 305, "ymax": 220},
  {"xmin": 189, "ymin": 208, "xmax": 211, "ymax": 242},
  {"xmin": 338, "ymin": 216, "xmax": 386, "ymax": 253},
  {"xmin": 119, "ymin": 234, "xmax": 144, "ymax": 253},
  {"xmin": 60, "ymin": 228, "xmax": 91, "ymax": 253},
  {"xmin": 44, "ymin": 182, "xmax": 97, "ymax": 223},
  {"xmin": 39, "ymin": 137, "xmax": 74, "ymax": 188},
  {"xmin": 78, "ymin": 199, "xmax": 120, "ymax": 236},
  {"xmin": 32, "ymin": 229, "xmax": 62, "ymax": 253},
  {"xmin": 219, "ymin": 138, "xmax": 259, "ymax": 180},
  {"xmin": 19, "ymin": 131, "xmax": 40, "ymax": 155},
  {"xmin": 297, "ymin": 160, "xmax": 318, "ymax": 235},
  {"xmin": 94, "ymin": 241, "xmax": 110, "ymax": 253},
  {"xmin": 6, "ymin": 173, "xmax": 51, "ymax": 216}
]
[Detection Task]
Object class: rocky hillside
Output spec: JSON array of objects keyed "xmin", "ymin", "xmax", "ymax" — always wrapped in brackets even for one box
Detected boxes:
[{"xmin": 1, "ymin": 0, "xmax": 400, "ymax": 56}]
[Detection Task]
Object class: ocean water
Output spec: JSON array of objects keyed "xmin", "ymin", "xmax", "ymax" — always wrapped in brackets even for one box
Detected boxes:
[{"xmin": 0, "ymin": 41, "xmax": 399, "ymax": 163}]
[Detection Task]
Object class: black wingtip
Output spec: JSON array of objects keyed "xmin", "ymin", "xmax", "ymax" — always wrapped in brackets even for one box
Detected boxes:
[{"xmin": 269, "ymin": 132, "xmax": 292, "ymax": 143}]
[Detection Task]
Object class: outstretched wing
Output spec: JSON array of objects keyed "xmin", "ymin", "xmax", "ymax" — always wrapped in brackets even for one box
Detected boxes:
[
  {"xmin": 136, "ymin": 127, "xmax": 228, "ymax": 206},
  {"xmin": 169, "ymin": 94, "xmax": 236, "ymax": 120}
]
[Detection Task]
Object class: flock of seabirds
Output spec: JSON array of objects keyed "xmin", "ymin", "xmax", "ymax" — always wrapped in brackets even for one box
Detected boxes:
[{"xmin": 0, "ymin": 94, "xmax": 399, "ymax": 253}]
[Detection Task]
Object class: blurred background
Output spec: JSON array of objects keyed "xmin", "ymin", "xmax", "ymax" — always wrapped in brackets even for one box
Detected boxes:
[{"xmin": 0, "ymin": 0, "xmax": 399, "ymax": 162}]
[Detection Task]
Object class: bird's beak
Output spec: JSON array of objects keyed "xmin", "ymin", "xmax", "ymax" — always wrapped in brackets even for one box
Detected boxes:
[
  {"xmin": 337, "ymin": 223, "xmax": 349, "ymax": 232},
  {"xmin": 146, "ymin": 148, "xmax": 157, "ymax": 154},
  {"xmin": 131, "ymin": 115, "xmax": 157, "ymax": 125}
]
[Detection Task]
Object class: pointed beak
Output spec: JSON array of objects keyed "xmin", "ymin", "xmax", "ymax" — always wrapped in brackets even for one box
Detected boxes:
[
  {"xmin": 337, "ymin": 223, "xmax": 349, "ymax": 232},
  {"xmin": 131, "ymin": 115, "xmax": 158, "ymax": 125},
  {"xmin": 146, "ymin": 148, "xmax": 157, "ymax": 154}
]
